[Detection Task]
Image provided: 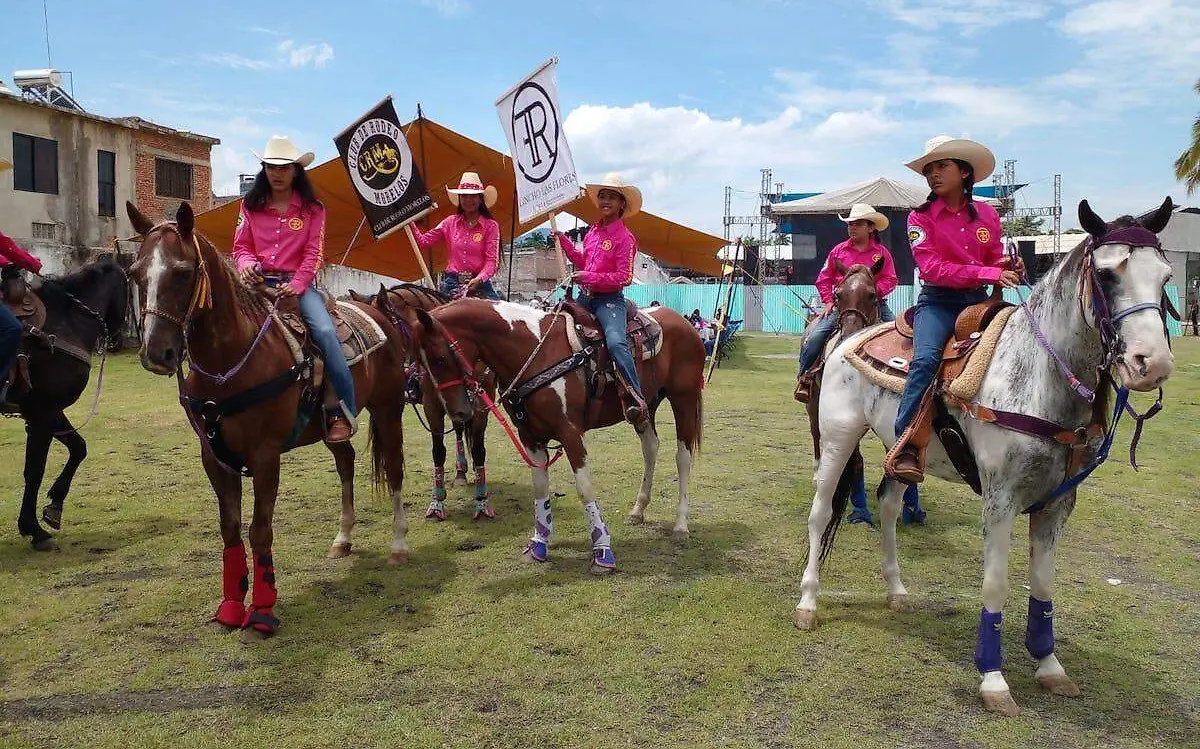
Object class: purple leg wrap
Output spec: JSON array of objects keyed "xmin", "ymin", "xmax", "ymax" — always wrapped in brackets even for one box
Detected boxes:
[
  {"xmin": 1025, "ymin": 597, "xmax": 1055, "ymax": 659},
  {"xmin": 975, "ymin": 608, "xmax": 1003, "ymax": 673}
]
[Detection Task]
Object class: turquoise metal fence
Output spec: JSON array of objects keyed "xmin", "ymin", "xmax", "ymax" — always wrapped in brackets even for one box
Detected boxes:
[{"xmin": 623, "ymin": 284, "xmax": 1184, "ymax": 337}]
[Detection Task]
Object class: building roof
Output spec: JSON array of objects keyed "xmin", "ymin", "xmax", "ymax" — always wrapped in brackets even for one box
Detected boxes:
[{"xmin": 0, "ymin": 90, "xmax": 219, "ymax": 145}]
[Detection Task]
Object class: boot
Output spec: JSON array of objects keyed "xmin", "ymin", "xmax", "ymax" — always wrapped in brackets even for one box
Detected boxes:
[
  {"xmin": 324, "ymin": 402, "xmax": 358, "ymax": 444},
  {"xmin": 794, "ymin": 373, "xmax": 814, "ymax": 403}
]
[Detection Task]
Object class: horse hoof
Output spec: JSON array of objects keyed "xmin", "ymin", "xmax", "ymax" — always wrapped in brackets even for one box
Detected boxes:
[
  {"xmin": 887, "ymin": 593, "xmax": 914, "ymax": 614},
  {"xmin": 980, "ymin": 690, "xmax": 1020, "ymax": 717},
  {"xmin": 30, "ymin": 535, "xmax": 56, "ymax": 552},
  {"xmin": 453, "ymin": 474, "xmax": 468, "ymax": 487},
  {"xmin": 670, "ymin": 529, "xmax": 690, "ymax": 544},
  {"xmin": 793, "ymin": 608, "xmax": 818, "ymax": 631},
  {"xmin": 239, "ymin": 627, "xmax": 271, "ymax": 644},
  {"xmin": 327, "ymin": 542, "xmax": 353, "ymax": 559},
  {"xmin": 41, "ymin": 505, "xmax": 62, "ymax": 531},
  {"xmin": 1037, "ymin": 674, "xmax": 1081, "ymax": 697},
  {"xmin": 472, "ymin": 499, "xmax": 496, "ymax": 520},
  {"xmin": 625, "ymin": 513, "xmax": 645, "ymax": 526},
  {"xmin": 387, "ymin": 550, "xmax": 409, "ymax": 566}
]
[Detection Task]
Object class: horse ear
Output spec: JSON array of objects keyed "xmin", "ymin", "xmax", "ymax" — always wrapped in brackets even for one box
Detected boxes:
[
  {"xmin": 414, "ymin": 307, "xmax": 436, "ymax": 334},
  {"xmin": 1078, "ymin": 200, "xmax": 1107, "ymax": 238},
  {"xmin": 176, "ymin": 202, "xmax": 195, "ymax": 238},
  {"xmin": 126, "ymin": 201, "xmax": 155, "ymax": 236},
  {"xmin": 1141, "ymin": 197, "xmax": 1174, "ymax": 235},
  {"xmin": 833, "ymin": 258, "xmax": 848, "ymax": 275},
  {"xmin": 871, "ymin": 256, "xmax": 886, "ymax": 276}
]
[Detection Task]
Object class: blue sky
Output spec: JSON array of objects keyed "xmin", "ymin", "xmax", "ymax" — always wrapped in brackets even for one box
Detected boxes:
[{"xmin": 5, "ymin": 0, "xmax": 1200, "ymax": 236}]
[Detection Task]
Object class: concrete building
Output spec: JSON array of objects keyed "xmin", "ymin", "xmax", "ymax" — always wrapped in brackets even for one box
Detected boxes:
[{"xmin": 0, "ymin": 85, "xmax": 219, "ymax": 274}]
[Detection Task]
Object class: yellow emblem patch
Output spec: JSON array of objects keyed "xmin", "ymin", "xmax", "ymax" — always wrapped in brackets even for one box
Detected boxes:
[
  {"xmin": 236, "ymin": 213, "xmax": 244, "ymax": 228},
  {"xmin": 601, "ymin": 239, "xmax": 614, "ymax": 251},
  {"xmin": 873, "ymin": 254, "xmax": 881, "ymax": 262},
  {"xmin": 976, "ymin": 226, "xmax": 991, "ymax": 243},
  {"xmin": 288, "ymin": 217, "xmax": 304, "ymax": 231},
  {"xmin": 472, "ymin": 232, "xmax": 483, "ymax": 242}
]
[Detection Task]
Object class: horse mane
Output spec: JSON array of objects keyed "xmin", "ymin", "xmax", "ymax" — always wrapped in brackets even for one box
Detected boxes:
[
  {"xmin": 193, "ymin": 232, "xmax": 271, "ymax": 318},
  {"xmin": 37, "ymin": 258, "xmax": 128, "ymax": 335},
  {"xmin": 386, "ymin": 282, "xmax": 451, "ymax": 309}
]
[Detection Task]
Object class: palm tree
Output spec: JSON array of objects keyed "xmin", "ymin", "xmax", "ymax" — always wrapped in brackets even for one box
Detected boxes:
[{"xmin": 1174, "ymin": 80, "xmax": 1200, "ymax": 194}]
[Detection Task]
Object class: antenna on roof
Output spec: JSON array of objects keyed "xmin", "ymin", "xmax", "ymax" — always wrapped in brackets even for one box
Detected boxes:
[{"xmin": 43, "ymin": 0, "xmax": 52, "ymax": 69}]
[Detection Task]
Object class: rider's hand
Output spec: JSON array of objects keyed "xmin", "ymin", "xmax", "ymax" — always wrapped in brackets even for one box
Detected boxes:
[
  {"xmin": 465, "ymin": 277, "xmax": 481, "ymax": 293},
  {"xmin": 239, "ymin": 265, "xmax": 262, "ymax": 286},
  {"xmin": 997, "ymin": 269, "xmax": 1021, "ymax": 288}
]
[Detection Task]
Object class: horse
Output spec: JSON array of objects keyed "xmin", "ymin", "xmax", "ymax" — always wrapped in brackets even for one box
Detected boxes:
[
  {"xmin": 794, "ymin": 199, "xmax": 1177, "ymax": 716},
  {"xmin": 125, "ymin": 200, "xmax": 412, "ymax": 640},
  {"xmin": 351, "ymin": 283, "xmax": 499, "ymax": 521},
  {"xmin": 3, "ymin": 259, "xmax": 129, "ymax": 550},
  {"xmin": 388, "ymin": 295, "xmax": 705, "ymax": 573}
]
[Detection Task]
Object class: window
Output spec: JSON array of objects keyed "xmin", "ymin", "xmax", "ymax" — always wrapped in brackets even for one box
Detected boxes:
[
  {"xmin": 12, "ymin": 133, "xmax": 59, "ymax": 195},
  {"xmin": 155, "ymin": 158, "xmax": 193, "ymax": 199},
  {"xmin": 31, "ymin": 222, "xmax": 57, "ymax": 241},
  {"xmin": 98, "ymin": 150, "xmax": 116, "ymax": 217}
]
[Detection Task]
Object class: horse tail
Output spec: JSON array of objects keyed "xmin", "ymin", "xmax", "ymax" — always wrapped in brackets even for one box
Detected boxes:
[
  {"xmin": 691, "ymin": 392, "xmax": 703, "ymax": 456},
  {"xmin": 369, "ymin": 414, "xmax": 388, "ymax": 494},
  {"xmin": 813, "ymin": 444, "xmax": 863, "ymax": 569}
]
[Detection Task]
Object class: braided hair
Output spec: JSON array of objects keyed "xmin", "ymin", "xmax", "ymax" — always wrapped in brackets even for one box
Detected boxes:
[{"xmin": 914, "ymin": 159, "xmax": 978, "ymax": 221}]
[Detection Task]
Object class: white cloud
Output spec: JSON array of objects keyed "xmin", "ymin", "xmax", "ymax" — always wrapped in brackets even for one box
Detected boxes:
[
  {"xmin": 874, "ymin": 0, "xmax": 1053, "ymax": 30},
  {"xmin": 202, "ymin": 39, "xmax": 335, "ymax": 71},
  {"xmin": 419, "ymin": 0, "xmax": 469, "ymax": 17}
]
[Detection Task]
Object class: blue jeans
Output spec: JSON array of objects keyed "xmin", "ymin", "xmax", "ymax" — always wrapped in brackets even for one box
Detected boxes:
[
  {"xmin": 440, "ymin": 272, "xmax": 501, "ymax": 300},
  {"xmin": 798, "ymin": 300, "xmax": 895, "ymax": 375},
  {"xmin": 298, "ymin": 287, "xmax": 357, "ymax": 415},
  {"xmin": 0, "ymin": 303, "xmax": 21, "ymax": 394},
  {"xmin": 894, "ymin": 287, "xmax": 986, "ymax": 437},
  {"xmin": 581, "ymin": 291, "xmax": 643, "ymax": 397}
]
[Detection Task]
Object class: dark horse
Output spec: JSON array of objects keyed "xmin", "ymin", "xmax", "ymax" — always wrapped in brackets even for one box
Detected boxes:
[
  {"xmin": 394, "ymin": 297, "xmax": 705, "ymax": 574},
  {"xmin": 126, "ymin": 201, "xmax": 412, "ymax": 640},
  {"xmin": 352, "ymin": 283, "xmax": 499, "ymax": 522},
  {"xmin": 5, "ymin": 259, "xmax": 128, "ymax": 550}
]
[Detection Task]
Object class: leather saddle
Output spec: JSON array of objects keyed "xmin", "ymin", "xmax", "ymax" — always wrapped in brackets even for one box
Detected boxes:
[
  {"xmin": 1, "ymin": 272, "xmax": 46, "ymax": 405},
  {"xmin": 560, "ymin": 297, "xmax": 663, "ymax": 364},
  {"xmin": 269, "ymin": 289, "xmax": 387, "ymax": 368},
  {"xmin": 857, "ymin": 291, "xmax": 1012, "ymax": 385}
]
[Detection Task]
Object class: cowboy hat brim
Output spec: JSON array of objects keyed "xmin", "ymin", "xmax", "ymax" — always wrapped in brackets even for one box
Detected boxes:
[
  {"xmin": 252, "ymin": 150, "xmax": 315, "ymax": 168},
  {"xmin": 586, "ymin": 183, "xmax": 642, "ymax": 218},
  {"xmin": 905, "ymin": 138, "xmax": 995, "ymax": 181},
  {"xmin": 447, "ymin": 184, "xmax": 498, "ymax": 209},
  {"xmin": 0, "ymin": 158, "xmax": 11, "ymax": 173},
  {"xmin": 839, "ymin": 210, "xmax": 890, "ymax": 231}
]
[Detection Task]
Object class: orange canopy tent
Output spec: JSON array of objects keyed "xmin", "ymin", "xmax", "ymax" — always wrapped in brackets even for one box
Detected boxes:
[{"xmin": 195, "ymin": 116, "xmax": 725, "ymax": 280}]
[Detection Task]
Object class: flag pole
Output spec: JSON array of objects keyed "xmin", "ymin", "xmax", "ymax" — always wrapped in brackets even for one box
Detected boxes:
[
  {"xmin": 506, "ymin": 180, "xmax": 518, "ymax": 301},
  {"xmin": 706, "ymin": 239, "xmax": 741, "ymax": 384},
  {"xmin": 416, "ymin": 103, "xmax": 434, "ymax": 287}
]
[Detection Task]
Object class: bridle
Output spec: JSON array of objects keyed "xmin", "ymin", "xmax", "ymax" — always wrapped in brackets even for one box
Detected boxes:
[
  {"xmin": 135, "ymin": 223, "xmax": 213, "ymax": 334},
  {"xmin": 834, "ymin": 267, "xmax": 880, "ymax": 331}
]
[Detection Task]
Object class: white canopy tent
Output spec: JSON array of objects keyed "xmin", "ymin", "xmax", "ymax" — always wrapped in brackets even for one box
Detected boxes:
[{"xmin": 770, "ymin": 176, "xmax": 1001, "ymax": 216}]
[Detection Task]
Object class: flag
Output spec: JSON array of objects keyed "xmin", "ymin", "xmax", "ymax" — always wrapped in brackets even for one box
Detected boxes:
[
  {"xmin": 495, "ymin": 58, "xmax": 580, "ymax": 223},
  {"xmin": 334, "ymin": 97, "xmax": 433, "ymax": 238}
]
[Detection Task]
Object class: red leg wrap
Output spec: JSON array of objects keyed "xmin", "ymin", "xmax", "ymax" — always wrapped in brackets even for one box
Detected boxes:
[
  {"xmin": 244, "ymin": 551, "xmax": 279, "ymax": 633},
  {"xmin": 213, "ymin": 543, "xmax": 248, "ymax": 627}
]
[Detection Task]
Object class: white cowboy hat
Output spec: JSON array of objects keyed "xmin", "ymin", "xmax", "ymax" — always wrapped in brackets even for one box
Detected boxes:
[
  {"xmin": 0, "ymin": 157, "xmax": 11, "ymax": 173},
  {"xmin": 446, "ymin": 171, "xmax": 498, "ymax": 209},
  {"xmin": 905, "ymin": 135, "xmax": 995, "ymax": 181},
  {"xmin": 839, "ymin": 203, "xmax": 890, "ymax": 231},
  {"xmin": 586, "ymin": 173, "xmax": 642, "ymax": 218},
  {"xmin": 252, "ymin": 135, "xmax": 315, "ymax": 168}
]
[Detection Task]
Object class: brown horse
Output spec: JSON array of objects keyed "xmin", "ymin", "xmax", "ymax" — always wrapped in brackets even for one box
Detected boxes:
[
  {"xmin": 389, "ymin": 296, "xmax": 705, "ymax": 574},
  {"xmin": 352, "ymin": 283, "xmax": 499, "ymax": 521},
  {"xmin": 805, "ymin": 259, "xmax": 885, "ymax": 464},
  {"xmin": 126, "ymin": 201, "xmax": 412, "ymax": 640}
]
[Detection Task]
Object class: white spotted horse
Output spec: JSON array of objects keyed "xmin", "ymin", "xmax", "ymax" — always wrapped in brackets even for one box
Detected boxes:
[
  {"xmin": 126, "ymin": 201, "xmax": 413, "ymax": 640},
  {"xmin": 795, "ymin": 199, "xmax": 1177, "ymax": 716},
  {"xmin": 385, "ymin": 293, "xmax": 705, "ymax": 574}
]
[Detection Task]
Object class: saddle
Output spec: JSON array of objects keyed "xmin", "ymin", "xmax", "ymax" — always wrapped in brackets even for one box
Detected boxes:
[
  {"xmin": 560, "ymin": 298, "xmax": 664, "ymax": 363},
  {"xmin": 269, "ymin": 290, "xmax": 387, "ymax": 368},
  {"xmin": 2, "ymin": 276, "xmax": 46, "ymax": 330}
]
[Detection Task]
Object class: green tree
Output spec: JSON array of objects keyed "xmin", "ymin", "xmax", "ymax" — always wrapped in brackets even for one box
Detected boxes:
[
  {"xmin": 1001, "ymin": 215, "xmax": 1045, "ymax": 237},
  {"xmin": 1175, "ymin": 79, "xmax": 1200, "ymax": 194}
]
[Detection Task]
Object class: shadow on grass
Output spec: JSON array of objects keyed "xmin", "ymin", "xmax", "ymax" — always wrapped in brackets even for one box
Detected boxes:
[{"xmin": 0, "ymin": 514, "xmax": 180, "ymax": 574}]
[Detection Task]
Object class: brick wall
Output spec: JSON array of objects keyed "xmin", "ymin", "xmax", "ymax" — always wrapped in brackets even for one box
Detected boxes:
[{"xmin": 133, "ymin": 129, "xmax": 215, "ymax": 220}]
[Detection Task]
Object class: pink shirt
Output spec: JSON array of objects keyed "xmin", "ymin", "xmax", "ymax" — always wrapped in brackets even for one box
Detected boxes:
[
  {"xmin": 231, "ymin": 193, "xmax": 326, "ymax": 295},
  {"xmin": 410, "ymin": 214, "xmax": 500, "ymax": 282},
  {"xmin": 0, "ymin": 230, "xmax": 42, "ymax": 273},
  {"xmin": 907, "ymin": 198, "xmax": 1005, "ymax": 289},
  {"xmin": 559, "ymin": 220, "xmax": 637, "ymax": 294},
  {"xmin": 814, "ymin": 239, "xmax": 898, "ymax": 305}
]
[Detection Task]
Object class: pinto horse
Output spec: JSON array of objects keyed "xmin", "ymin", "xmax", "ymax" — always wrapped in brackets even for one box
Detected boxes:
[
  {"xmin": 351, "ymin": 283, "xmax": 499, "ymax": 521},
  {"xmin": 392, "ymin": 296, "xmax": 705, "ymax": 573},
  {"xmin": 5, "ymin": 260, "xmax": 128, "ymax": 550},
  {"xmin": 796, "ymin": 199, "xmax": 1177, "ymax": 715},
  {"xmin": 126, "ymin": 201, "xmax": 412, "ymax": 640}
]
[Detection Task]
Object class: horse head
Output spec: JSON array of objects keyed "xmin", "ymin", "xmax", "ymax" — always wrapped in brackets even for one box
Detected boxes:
[
  {"xmin": 126, "ymin": 200, "xmax": 204, "ymax": 375},
  {"xmin": 832, "ymin": 257, "xmax": 884, "ymax": 337},
  {"xmin": 395, "ymin": 303, "xmax": 476, "ymax": 426},
  {"xmin": 1078, "ymin": 197, "xmax": 1175, "ymax": 391}
]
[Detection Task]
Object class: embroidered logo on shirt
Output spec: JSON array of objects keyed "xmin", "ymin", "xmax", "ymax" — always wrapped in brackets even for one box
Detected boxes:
[
  {"xmin": 976, "ymin": 227, "xmax": 992, "ymax": 243},
  {"xmin": 236, "ymin": 213, "xmax": 244, "ymax": 228},
  {"xmin": 908, "ymin": 226, "xmax": 926, "ymax": 247},
  {"xmin": 873, "ymin": 254, "xmax": 881, "ymax": 262},
  {"xmin": 288, "ymin": 217, "xmax": 305, "ymax": 231},
  {"xmin": 472, "ymin": 232, "xmax": 483, "ymax": 242},
  {"xmin": 601, "ymin": 239, "xmax": 614, "ymax": 251}
]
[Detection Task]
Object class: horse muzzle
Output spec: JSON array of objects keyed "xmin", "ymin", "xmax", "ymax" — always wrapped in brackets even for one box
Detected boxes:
[{"xmin": 1116, "ymin": 346, "xmax": 1175, "ymax": 391}]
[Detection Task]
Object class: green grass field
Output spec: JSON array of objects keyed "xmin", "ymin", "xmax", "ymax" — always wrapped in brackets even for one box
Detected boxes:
[{"xmin": 1, "ymin": 334, "xmax": 1197, "ymax": 748}]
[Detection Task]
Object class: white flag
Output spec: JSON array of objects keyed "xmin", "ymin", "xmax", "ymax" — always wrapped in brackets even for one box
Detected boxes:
[{"xmin": 496, "ymin": 58, "xmax": 580, "ymax": 223}]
